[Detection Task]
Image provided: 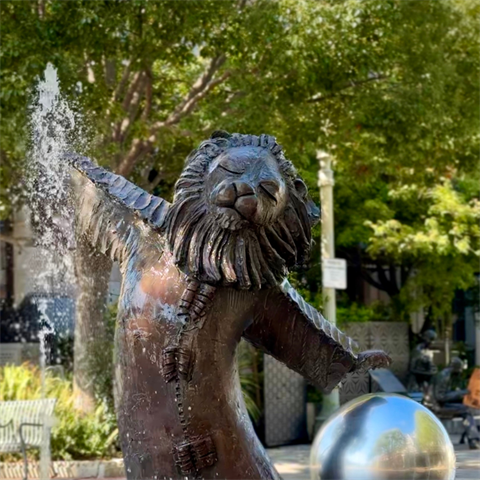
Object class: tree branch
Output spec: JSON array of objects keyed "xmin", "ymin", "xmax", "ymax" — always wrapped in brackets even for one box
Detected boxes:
[
  {"xmin": 104, "ymin": 58, "xmax": 116, "ymax": 87},
  {"xmin": 376, "ymin": 263, "xmax": 400, "ymax": 297},
  {"xmin": 37, "ymin": 0, "xmax": 45, "ymax": 19},
  {"xmin": 308, "ymin": 74, "xmax": 387, "ymax": 103},
  {"xmin": 388, "ymin": 264, "xmax": 399, "ymax": 294},
  {"xmin": 122, "ymin": 71, "xmax": 144, "ymax": 111},
  {"xmin": 112, "ymin": 59, "xmax": 133, "ymax": 102},
  {"xmin": 401, "ymin": 265, "xmax": 412, "ymax": 286},
  {"xmin": 168, "ymin": 70, "xmax": 231, "ymax": 123},
  {"xmin": 85, "ymin": 54, "xmax": 96, "ymax": 84},
  {"xmin": 112, "ymin": 71, "xmax": 146, "ymax": 143},
  {"xmin": 116, "ymin": 55, "xmax": 230, "ymax": 176},
  {"xmin": 151, "ymin": 54, "xmax": 228, "ymax": 131},
  {"xmin": 141, "ymin": 71, "xmax": 153, "ymax": 121},
  {"xmin": 145, "ymin": 171, "xmax": 166, "ymax": 193},
  {"xmin": 118, "ymin": 74, "xmax": 148, "ymax": 143},
  {"xmin": 360, "ymin": 264, "xmax": 387, "ymax": 292}
]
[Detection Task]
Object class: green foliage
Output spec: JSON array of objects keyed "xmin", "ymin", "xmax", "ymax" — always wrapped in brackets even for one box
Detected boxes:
[
  {"xmin": 88, "ymin": 302, "xmax": 117, "ymax": 410},
  {"xmin": 234, "ymin": 0, "xmax": 479, "ymax": 332},
  {"xmin": 0, "ymin": 364, "xmax": 119, "ymax": 460},
  {"xmin": 374, "ymin": 428, "xmax": 407, "ymax": 456},
  {"xmin": 1, "ymin": 0, "xmax": 478, "ymax": 336},
  {"xmin": 237, "ymin": 340, "xmax": 263, "ymax": 422},
  {"xmin": 415, "ymin": 410, "xmax": 445, "ymax": 450},
  {"xmin": 367, "ymin": 182, "xmax": 480, "ymax": 258},
  {"xmin": 337, "ymin": 301, "xmax": 390, "ymax": 328},
  {"xmin": 306, "ymin": 384, "xmax": 323, "ymax": 404},
  {"xmin": 365, "ymin": 180, "xmax": 480, "ymax": 327},
  {"xmin": 288, "ymin": 267, "xmax": 323, "ymax": 311},
  {"xmin": 0, "ymin": 343, "xmax": 262, "ymax": 462}
]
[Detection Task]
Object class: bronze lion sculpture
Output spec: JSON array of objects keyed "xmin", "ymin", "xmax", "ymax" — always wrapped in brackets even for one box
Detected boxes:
[{"xmin": 67, "ymin": 131, "xmax": 390, "ymax": 480}]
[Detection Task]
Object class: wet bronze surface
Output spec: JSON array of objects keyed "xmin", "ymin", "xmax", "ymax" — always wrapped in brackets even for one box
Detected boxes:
[{"xmin": 68, "ymin": 132, "xmax": 391, "ymax": 479}]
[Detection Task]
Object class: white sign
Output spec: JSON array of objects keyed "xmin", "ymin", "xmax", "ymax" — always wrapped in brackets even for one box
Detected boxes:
[{"xmin": 322, "ymin": 258, "xmax": 347, "ymax": 290}]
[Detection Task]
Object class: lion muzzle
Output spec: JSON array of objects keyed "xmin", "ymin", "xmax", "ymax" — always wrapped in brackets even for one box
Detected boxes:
[{"xmin": 211, "ymin": 180, "xmax": 259, "ymax": 222}]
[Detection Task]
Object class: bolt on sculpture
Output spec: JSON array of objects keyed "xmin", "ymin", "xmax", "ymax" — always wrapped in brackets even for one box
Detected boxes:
[{"xmin": 67, "ymin": 131, "xmax": 391, "ymax": 480}]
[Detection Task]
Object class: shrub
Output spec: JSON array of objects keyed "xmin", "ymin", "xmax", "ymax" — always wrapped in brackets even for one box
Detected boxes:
[
  {"xmin": 337, "ymin": 301, "xmax": 391, "ymax": 328},
  {"xmin": 0, "ymin": 354, "xmax": 263, "ymax": 459},
  {"xmin": 237, "ymin": 340, "xmax": 262, "ymax": 422},
  {"xmin": 0, "ymin": 364, "xmax": 120, "ymax": 460}
]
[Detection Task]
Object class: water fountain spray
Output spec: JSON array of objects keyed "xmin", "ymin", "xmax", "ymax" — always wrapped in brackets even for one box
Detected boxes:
[{"xmin": 26, "ymin": 62, "xmax": 80, "ymax": 480}]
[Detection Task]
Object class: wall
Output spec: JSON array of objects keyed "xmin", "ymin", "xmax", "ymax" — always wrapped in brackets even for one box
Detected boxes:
[
  {"xmin": 339, "ymin": 321, "xmax": 410, "ymax": 404},
  {"xmin": 263, "ymin": 356, "xmax": 307, "ymax": 447},
  {"xmin": 12, "ymin": 207, "xmax": 76, "ymax": 304}
]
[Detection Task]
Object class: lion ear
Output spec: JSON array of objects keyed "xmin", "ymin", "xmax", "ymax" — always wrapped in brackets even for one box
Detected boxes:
[
  {"xmin": 294, "ymin": 178, "xmax": 308, "ymax": 199},
  {"xmin": 294, "ymin": 178, "xmax": 320, "ymax": 227},
  {"xmin": 306, "ymin": 198, "xmax": 320, "ymax": 226},
  {"xmin": 210, "ymin": 130, "xmax": 232, "ymax": 139}
]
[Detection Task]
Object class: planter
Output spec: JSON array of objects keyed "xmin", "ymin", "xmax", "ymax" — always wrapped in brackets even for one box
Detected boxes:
[{"xmin": 0, "ymin": 459, "xmax": 124, "ymax": 479}]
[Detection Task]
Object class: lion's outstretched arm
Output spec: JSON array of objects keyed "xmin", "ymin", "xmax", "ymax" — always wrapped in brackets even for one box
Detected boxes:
[
  {"xmin": 243, "ymin": 279, "xmax": 391, "ymax": 393},
  {"xmin": 67, "ymin": 153, "xmax": 170, "ymax": 263}
]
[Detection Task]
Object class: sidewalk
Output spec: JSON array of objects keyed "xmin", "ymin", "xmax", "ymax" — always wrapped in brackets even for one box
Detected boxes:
[
  {"xmin": 267, "ymin": 436, "xmax": 480, "ymax": 480},
  {"xmin": 4, "ymin": 438, "xmax": 476, "ymax": 479}
]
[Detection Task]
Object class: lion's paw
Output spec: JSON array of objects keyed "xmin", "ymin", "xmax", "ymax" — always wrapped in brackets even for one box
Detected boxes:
[{"xmin": 354, "ymin": 350, "xmax": 392, "ymax": 372}]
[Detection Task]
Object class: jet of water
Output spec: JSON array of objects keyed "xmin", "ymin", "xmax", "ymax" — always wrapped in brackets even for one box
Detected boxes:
[
  {"xmin": 27, "ymin": 62, "xmax": 85, "ymax": 480},
  {"xmin": 27, "ymin": 62, "xmax": 86, "ymax": 377}
]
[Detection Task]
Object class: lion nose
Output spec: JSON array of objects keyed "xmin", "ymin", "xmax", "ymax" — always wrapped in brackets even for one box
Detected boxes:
[
  {"xmin": 234, "ymin": 181, "xmax": 257, "ymax": 220},
  {"xmin": 235, "ymin": 195, "xmax": 258, "ymax": 220},
  {"xmin": 212, "ymin": 181, "xmax": 258, "ymax": 221},
  {"xmin": 213, "ymin": 182, "xmax": 236, "ymax": 207},
  {"xmin": 234, "ymin": 181, "xmax": 254, "ymax": 197}
]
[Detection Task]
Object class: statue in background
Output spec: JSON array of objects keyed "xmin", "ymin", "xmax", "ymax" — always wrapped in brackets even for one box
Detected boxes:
[
  {"xmin": 408, "ymin": 329, "xmax": 438, "ymax": 392},
  {"xmin": 67, "ymin": 132, "xmax": 391, "ymax": 479},
  {"xmin": 424, "ymin": 357, "xmax": 480, "ymax": 450}
]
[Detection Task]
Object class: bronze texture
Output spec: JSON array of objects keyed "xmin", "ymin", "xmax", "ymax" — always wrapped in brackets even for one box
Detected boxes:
[{"xmin": 67, "ymin": 131, "xmax": 391, "ymax": 479}]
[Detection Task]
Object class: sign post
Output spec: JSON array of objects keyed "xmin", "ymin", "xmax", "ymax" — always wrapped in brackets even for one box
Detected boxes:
[
  {"xmin": 323, "ymin": 258, "xmax": 347, "ymax": 290},
  {"xmin": 317, "ymin": 150, "xmax": 342, "ymax": 415}
]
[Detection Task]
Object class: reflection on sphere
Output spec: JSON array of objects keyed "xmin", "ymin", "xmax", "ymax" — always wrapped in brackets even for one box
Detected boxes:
[{"xmin": 310, "ymin": 393, "xmax": 455, "ymax": 480}]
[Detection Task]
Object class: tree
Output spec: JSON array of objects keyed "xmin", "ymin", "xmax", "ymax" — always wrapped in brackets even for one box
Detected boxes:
[
  {"xmin": 1, "ymin": 0, "xmax": 278, "ymax": 411},
  {"xmin": 328, "ymin": 0, "xmax": 480, "ymax": 332},
  {"xmin": 201, "ymin": 0, "xmax": 480, "ymax": 333},
  {"xmin": 1, "ymin": 0, "xmax": 478, "ymax": 409}
]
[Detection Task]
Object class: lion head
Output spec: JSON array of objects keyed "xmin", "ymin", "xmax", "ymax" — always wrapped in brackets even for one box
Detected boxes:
[{"xmin": 165, "ymin": 131, "xmax": 320, "ymax": 289}]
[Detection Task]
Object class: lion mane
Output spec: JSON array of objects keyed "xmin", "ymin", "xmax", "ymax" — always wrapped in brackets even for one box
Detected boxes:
[{"xmin": 165, "ymin": 132, "xmax": 319, "ymax": 289}]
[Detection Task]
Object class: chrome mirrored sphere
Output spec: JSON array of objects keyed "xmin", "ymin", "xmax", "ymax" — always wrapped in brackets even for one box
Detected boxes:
[{"xmin": 310, "ymin": 393, "xmax": 455, "ymax": 480}]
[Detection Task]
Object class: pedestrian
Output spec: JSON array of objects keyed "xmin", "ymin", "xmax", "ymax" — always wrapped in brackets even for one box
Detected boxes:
[{"xmin": 424, "ymin": 357, "xmax": 480, "ymax": 450}]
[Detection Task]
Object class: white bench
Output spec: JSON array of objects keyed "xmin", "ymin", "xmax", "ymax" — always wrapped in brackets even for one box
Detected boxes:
[{"xmin": 0, "ymin": 399, "xmax": 56, "ymax": 480}]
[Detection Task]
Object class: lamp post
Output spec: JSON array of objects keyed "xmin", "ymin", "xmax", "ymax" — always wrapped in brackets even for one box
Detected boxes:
[{"xmin": 317, "ymin": 150, "xmax": 340, "ymax": 413}]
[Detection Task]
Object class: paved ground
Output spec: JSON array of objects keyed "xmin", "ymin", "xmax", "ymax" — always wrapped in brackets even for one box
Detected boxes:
[
  {"xmin": 267, "ymin": 437, "xmax": 480, "ymax": 480},
  {"xmin": 64, "ymin": 435, "xmax": 479, "ymax": 480}
]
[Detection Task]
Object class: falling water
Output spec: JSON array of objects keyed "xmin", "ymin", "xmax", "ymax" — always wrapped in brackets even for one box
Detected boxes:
[
  {"xmin": 27, "ymin": 63, "xmax": 82, "ymax": 480},
  {"xmin": 36, "ymin": 300, "xmax": 55, "ymax": 399},
  {"xmin": 28, "ymin": 62, "xmax": 77, "ymax": 378}
]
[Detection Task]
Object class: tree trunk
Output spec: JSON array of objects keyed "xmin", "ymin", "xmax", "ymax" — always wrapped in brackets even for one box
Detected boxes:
[
  {"xmin": 73, "ymin": 235, "xmax": 112, "ymax": 413},
  {"xmin": 444, "ymin": 324, "xmax": 452, "ymax": 366}
]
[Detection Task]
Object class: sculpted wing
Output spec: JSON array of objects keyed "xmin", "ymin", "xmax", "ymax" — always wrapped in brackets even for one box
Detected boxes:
[
  {"xmin": 66, "ymin": 153, "xmax": 170, "ymax": 262},
  {"xmin": 244, "ymin": 279, "xmax": 391, "ymax": 393}
]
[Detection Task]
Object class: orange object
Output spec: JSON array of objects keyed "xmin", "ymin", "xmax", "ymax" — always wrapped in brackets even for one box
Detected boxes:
[{"xmin": 463, "ymin": 368, "xmax": 480, "ymax": 409}]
